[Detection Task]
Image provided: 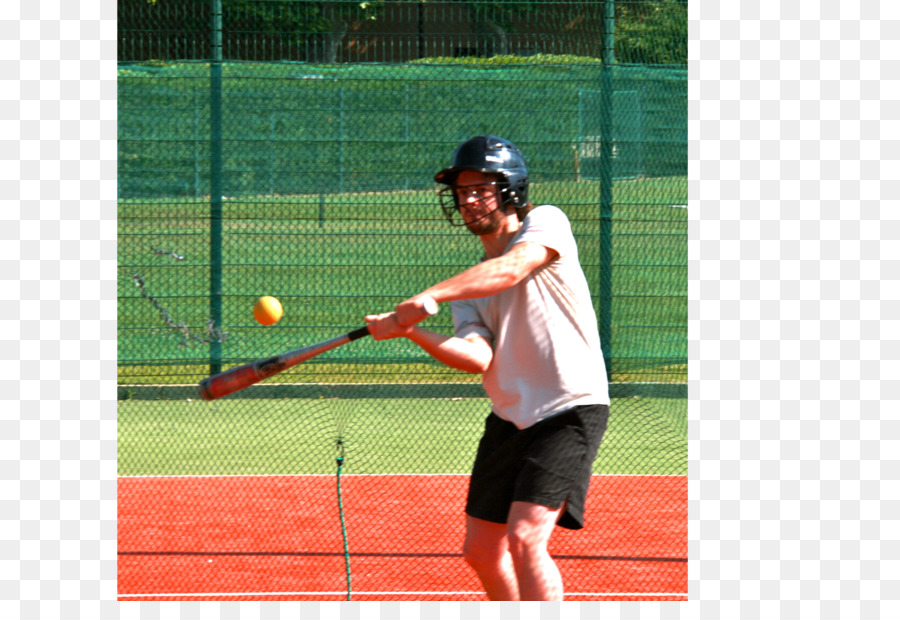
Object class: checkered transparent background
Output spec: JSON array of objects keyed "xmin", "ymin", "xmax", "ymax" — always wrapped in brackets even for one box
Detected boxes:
[{"xmin": 1, "ymin": 0, "xmax": 897, "ymax": 617}]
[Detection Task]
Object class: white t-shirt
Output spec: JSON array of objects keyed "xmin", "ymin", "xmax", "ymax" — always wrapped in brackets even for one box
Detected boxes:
[{"xmin": 451, "ymin": 205, "xmax": 610, "ymax": 429}]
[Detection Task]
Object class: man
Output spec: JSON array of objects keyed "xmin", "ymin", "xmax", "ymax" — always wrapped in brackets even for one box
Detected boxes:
[{"xmin": 365, "ymin": 136, "xmax": 609, "ymax": 601}]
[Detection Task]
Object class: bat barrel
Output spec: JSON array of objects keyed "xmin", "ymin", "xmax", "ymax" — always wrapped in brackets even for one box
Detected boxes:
[
  {"xmin": 198, "ymin": 378, "xmax": 217, "ymax": 401},
  {"xmin": 197, "ymin": 328, "xmax": 370, "ymax": 401},
  {"xmin": 198, "ymin": 362, "xmax": 267, "ymax": 401}
]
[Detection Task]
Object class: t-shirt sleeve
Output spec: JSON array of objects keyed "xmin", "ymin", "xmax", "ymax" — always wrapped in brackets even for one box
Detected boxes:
[
  {"xmin": 510, "ymin": 205, "xmax": 577, "ymax": 259},
  {"xmin": 451, "ymin": 298, "xmax": 493, "ymax": 341}
]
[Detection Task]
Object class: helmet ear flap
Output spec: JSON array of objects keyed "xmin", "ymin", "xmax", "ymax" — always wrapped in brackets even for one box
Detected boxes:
[
  {"xmin": 435, "ymin": 135, "xmax": 529, "ymax": 194},
  {"xmin": 498, "ymin": 181, "xmax": 517, "ymax": 209},
  {"xmin": 501, "ymin": 178, "xmax": 528, "ymax": 209}
]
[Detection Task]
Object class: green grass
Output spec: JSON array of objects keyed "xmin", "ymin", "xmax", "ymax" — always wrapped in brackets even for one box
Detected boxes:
[
  {"xmin": 118, "ymin": 177, "xmax": 687, "ymax": 381},
  {"xmin": 117, "ymin": 396, "xmax": 686, "ymax": 477}
]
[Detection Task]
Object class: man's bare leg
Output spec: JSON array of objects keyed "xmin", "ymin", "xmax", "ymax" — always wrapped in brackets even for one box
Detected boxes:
[
  {"xmin": 506, "ymin": 501, "xmax": 566, "ymax": 601},
  {"xmin": 463, "ymin": 515, "xmax": 520, "ymax": 600}
]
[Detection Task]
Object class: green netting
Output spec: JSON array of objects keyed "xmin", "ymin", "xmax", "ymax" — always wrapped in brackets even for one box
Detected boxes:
[
  {"xmin": 117, "ymin": 63, "xmax": 686, "ymax": 372},
  {"xmin": 118, "ymin": 0, "xmax": 687, "ymax": 602}
]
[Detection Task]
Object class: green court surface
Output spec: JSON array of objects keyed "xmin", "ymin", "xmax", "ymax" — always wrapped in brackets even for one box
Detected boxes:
[{"xmin": 117, "ymin": 394, "xmax": 686, "ymax": 477}]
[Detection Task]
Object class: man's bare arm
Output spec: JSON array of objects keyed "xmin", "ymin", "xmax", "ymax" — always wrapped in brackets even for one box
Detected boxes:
[
  {"xmin": 395, "ymin": 241, "xmax": 557, "ymax": 325},
  {"xmin": 364, "ymin": 313, "xmax": 493, "ymax": 374}
]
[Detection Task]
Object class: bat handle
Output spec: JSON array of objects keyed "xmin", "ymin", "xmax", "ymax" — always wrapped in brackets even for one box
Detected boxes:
[
  {"xmin": 395, "ymin": 296, "xmax": 440, "ymax": 327},
  {"xmin": 421, "ymin": 296, "xmax": 439, "ymax": 317},
  {"xmin": 347, "ymin": 326, "xmax": 371, "ymax": 341}
]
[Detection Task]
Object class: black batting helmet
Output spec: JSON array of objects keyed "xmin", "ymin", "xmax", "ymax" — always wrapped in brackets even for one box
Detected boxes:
[{"xmin": 435, "ymin": 135, "xmax": 529, "ymax": 209}]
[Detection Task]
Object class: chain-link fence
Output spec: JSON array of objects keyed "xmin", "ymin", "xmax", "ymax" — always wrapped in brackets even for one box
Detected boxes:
[{"xmin": 118, "ymin": 0, "xmax": 687, "ymax": 601}]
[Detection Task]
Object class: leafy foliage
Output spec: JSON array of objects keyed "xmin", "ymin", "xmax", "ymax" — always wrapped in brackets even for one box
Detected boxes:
[
  {"xmin": 616, "ymin": 0, "xmax": 687, "ymax": 65},
  {"xmin": 119, "ymin": 0, "xmax": 387, "ymax": 61},
  {"xmin": 408, "ymin": 53, "xmax": 603, "ymax": 66},
  {"xmin": 121, "ymin": 1, "xmax": 686, "ymax": 65}
]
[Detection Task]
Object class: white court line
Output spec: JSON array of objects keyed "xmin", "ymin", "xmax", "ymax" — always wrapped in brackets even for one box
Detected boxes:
[
  {"xmin": 118, "ymin": 591, "xmax": 687, "ymax": 599},
  {"xmin": 120, "ymin": 381, "xmax": 686, "ymax": 388},
  {"xmin": 118, "ymin": 473, "xmax": 687, "ymax": 479}
]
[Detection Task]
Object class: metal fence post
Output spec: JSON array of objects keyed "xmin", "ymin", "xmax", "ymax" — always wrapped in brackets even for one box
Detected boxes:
[
  {"xmin": 599, "ymin": 0, "xmax": 615, "ymax": 382},
  {"xmin": 338, "ymin": 84, "xmax": 345, "ymax": 194},
  {"xmin": 209, "ymin": 0, "xmax": 224, "ymax": 375}
]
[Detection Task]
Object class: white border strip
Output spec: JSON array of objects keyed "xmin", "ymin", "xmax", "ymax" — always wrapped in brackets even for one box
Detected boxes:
[
  {"xmin": 118, "ymin": 591, "xmax": 688, "ymax": 599},
  {"xmin": 118, "ymin": 473, "xmax": 688, "ymax": 479},
  {"xmin": 119, "ymin": 381, "xmax": 687, "ymax": 388}
]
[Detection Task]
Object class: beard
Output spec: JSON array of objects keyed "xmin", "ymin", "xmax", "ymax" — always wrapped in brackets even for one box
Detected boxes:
[{"xmin": 463, "ymin": 205, "xmax": 505, "ymax": 236}]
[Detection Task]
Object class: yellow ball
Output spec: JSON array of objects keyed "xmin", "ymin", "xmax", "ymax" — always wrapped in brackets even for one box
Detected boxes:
[{"xmin": 253, "ymin": 296, "xmax": 283, "ymax": 326}]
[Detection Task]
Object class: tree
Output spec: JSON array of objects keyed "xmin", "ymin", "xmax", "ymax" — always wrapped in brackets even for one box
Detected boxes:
[
  {"xmin": 443, "ymin": 0, "xmax": 538, "ymax": 57},
  {"xmin": 306, "ymin": 1, "xmax": 385, "ymax": 62},
  {"xmin": 615, "ymin": 0, "xmax": 687, "ymax": 65},
  {"xmin": 119, "ymin": 0, "xmax": 386, "ymax": 62}
]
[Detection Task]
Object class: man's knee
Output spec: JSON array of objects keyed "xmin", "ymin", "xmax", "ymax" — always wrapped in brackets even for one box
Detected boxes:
[
  {"xmin": 506, "ymin": 522, "xmax": 543, "ymax": 561},
  {"xmin": 463, "ymin": 517, "xmax": 510, "ymax": 570},
  {"xmin": 463, "ymin": 537, "xmax": 503, "ymax": 569},
  {"xmin": 506, "ymin": 502, "xmax": 562, "ymax": 561}
]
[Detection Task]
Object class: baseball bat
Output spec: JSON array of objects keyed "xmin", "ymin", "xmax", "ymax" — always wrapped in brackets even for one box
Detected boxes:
[{"xmin": 198, "ymin": 297, "xmax": 438, "ymax": 401}]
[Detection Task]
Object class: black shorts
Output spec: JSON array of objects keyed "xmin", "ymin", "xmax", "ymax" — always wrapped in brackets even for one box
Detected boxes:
[{"xmin": 465, "ymin": 403, "xmax": 609, "ymax": 530}]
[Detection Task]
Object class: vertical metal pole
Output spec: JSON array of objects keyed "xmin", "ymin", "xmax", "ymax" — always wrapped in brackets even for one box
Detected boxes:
[
  {"xmin": 417, "ymin": 1, "xmax": 425, "ymax": 58},
  {"xmin": 194, "ymin": 88, "xmax": 201, "ymax": 199},
  {"xmin": 269, "ymin": 111, "xmax": 275, "ymax": 196},
  {"xmin": 405, "ymin": 83, "xmax": 411, "ymax": 190},
  {"xmin": 338, "ymin": 85, "xmax": 345, "ymax": 194},
  {"xmin": 599, "ymin": 0, "xmax": 615, "ymax": 382},
  {"xmin": 209, "ymin": 0, "xmax": 224, "ymax": 375}
]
